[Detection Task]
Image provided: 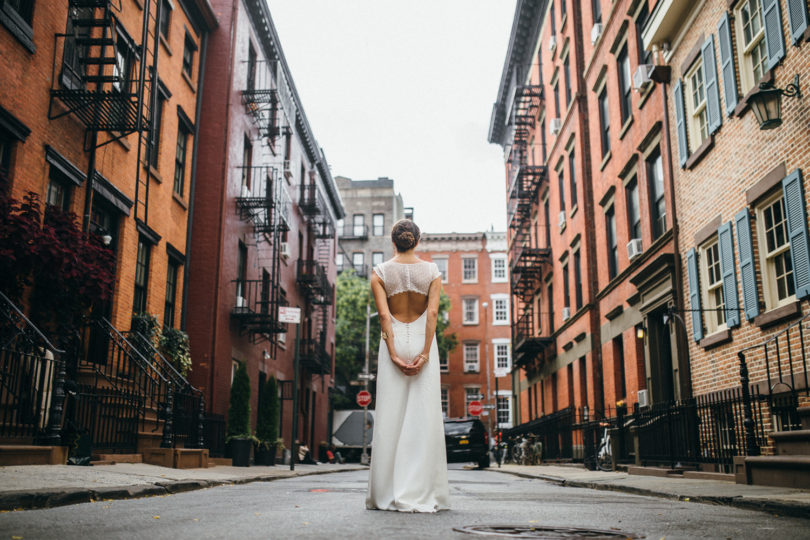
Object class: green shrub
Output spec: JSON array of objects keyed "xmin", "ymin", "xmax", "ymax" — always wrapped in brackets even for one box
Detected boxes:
[
  {"xmin": 227, "ymin": 362, "xmax": 251, "ymax": 439},
  {"xmin": 160, "ymin": 327, "xmax": 192, "ymax": 377},
  {"xmin": 256, "ymin": 375, "xmax": 280, "ymax": 449}
]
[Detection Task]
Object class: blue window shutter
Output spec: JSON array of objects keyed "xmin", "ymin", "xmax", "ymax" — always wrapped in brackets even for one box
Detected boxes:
[
  {"xmin": 735, "ymin": 208, "xmax": 760, "ymax": 320},
  {"xmin": 717, "ymin": 222, "xmax": 740, "ymax": 328},
  {"xmin": 686, "ymin": 248, "xmax": 703, "ymax": 341},
  {"xmin": 786, "ymin": 0, "xmax": 809, "ymax": 44},
  {"xmin": 761, "ymin": 0, "xmax": 786, "ymax": 71},
  {"xmin": 701, "ymin": 36, "xmax": 722, "ymax": 134},
  {"xmin": 782, "ymin": 169, "xmax": 810, "ymax": 299},
  {"xmin": 673, "ymin": 80, "xmax": 688, "ymax": 168},
  {"xmin": 717, "ymin": 13, "xmax": 738, "ymax": 116}
]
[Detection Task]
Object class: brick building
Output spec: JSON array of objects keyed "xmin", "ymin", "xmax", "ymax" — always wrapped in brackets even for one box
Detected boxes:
[
  {"xmin": 0, "ymin": 0, "xmax": 216, "ymax": 457},
  {"xmin": 643, "ymin": 0, "xmax": 810, "ymax": 477},
  {"xmin": 420, "ymin": 232, "xmax": 513, "ymax": 434},
  {"xmin": 334, "ymin": 176, "xmax": 412, "ymax": 278},
  {"xmin": 186, "ymin": 0, "xmax": 344, "ymax": 453}
]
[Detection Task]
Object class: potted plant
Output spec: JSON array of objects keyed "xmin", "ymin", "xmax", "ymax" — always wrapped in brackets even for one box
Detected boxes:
[
  {"xmin": 160, "ymin": 326, "xmax": 192, "ymax": 377},
  {"xmin": 226, "ymin": 362, "xmax": 254, "ymax": 467},
  {"xmin": 255, "ymin": 375, "xmax": 280, "ymax": 466}
]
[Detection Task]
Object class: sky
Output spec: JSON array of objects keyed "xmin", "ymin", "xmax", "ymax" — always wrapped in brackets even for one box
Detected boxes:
[{"xmin": 266, "ymin": 0, "xmax": 517, "ymax": 234}]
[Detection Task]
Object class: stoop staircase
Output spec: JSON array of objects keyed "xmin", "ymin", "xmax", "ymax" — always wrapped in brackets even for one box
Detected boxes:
[{"xmin": 745, "ymin": 406, "xmax": 810, "ymax": 489}]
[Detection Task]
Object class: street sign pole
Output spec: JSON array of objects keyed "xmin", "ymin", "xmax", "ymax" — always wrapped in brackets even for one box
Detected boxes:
[
  {"xmin": 290, "ymin": 321, "xmax": 299, "ymax": 471},
  {"xmin": 362, "ymin": 304, "xmax": 370, "ymax": 465}
]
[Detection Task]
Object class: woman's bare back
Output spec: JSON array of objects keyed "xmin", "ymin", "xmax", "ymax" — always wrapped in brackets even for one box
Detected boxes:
[{"xmin": 387, "ymin": 291, "xmax": 429, "ymax": 323}]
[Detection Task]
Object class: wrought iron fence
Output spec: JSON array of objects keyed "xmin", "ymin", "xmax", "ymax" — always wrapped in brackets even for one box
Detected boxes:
[{"xmin": 204, "ymin": 413, "xmax": 226, "ymax": 458}]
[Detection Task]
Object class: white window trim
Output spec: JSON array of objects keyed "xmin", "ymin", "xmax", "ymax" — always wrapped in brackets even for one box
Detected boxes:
[
  {"xmin": 441, "ymin": 386, "xmax": 449, "ymax": 418},
  {"xmin": 439, "ymin": 352, "xmax": 449, "ymax": 373},
  {"xmin": 433, "ymin": 256, "xmax": 449, "ymax": 283},
  {"xmin": 462, "ymin": 297, "xmax": 479, "ymax": 325},
  {"xmin": 491, "ymin": 253, "xmax": 508, "ymax": 283},
  {"xmin": 490, "ymin": 293, "xmax": 510, "ymax": 326},
  {"xmin": 492, "ymin": 338, "xmax": 511, "ymax": 376},
  {"xmin": 463, "ymin": 342, "xmax": 480, "ymax": 373},
  {"xmin": 699, "ymin": 236, "xmax": 727, "ymax": 335},
  {"xmin": 496, "ymin": 390, "xmax": 513, "ymax": 429},
  {"xmin": 733, "ymin": 0, "xmax": 767, "ymax": 95},
  {"xmin": 685, "ymin": 58, "xmax": 708, "ymax": 150},
  {"xmin": 464, "ymin": 385, "xmax": 483, "ymax": 413},
  {"xmin": 372, "ymin": 213, "xmax": 385, "ymax": 236},
  {"xmin": 756, "ymin": 192, "xmax": 797, "ymax": 311},
  {"xmin": 462, "ymin": 256, "xmax": 478, "ymax": 283}
]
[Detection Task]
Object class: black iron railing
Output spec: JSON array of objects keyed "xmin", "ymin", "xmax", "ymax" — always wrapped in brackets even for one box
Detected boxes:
[
  {"xmin": 338, "ymin": 224, "xmax": 369, "ymax": 239},
  {"xmin": 300, "ymin": 339, "xmax": 331, "ymax": 375},
  {"xmin": 235, "ymin": 166, "xmax": 276, "ymax": 235},
  {"xmin": 204, "ymin": 413, "xmax": 226, "ymax": 458},
  {"xmin": 231, "ymin": 279, "xmax": 288, "ymax": 335},
  {"xmin": 299, "ymin": 183, "xmax": 325, "ymax": 216},
  {"xmin": 297, "ymin": 260, "xmax": 332, "ymax": 305}
]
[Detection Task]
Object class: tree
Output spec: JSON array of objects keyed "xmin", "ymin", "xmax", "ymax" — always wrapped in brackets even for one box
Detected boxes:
[
  {"xmin": 256, "ymin": 375, "xmax": 279, "ymax": 448},
  {"xmin": 227, "ymin": 362, "xmax": 251, "ymax": 439},
  {"xmin": 333, "ymin": 270, "xmax": 457, "ymax": 409}
]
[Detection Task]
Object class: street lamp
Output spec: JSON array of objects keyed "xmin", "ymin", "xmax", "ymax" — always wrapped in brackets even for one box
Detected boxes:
[{"xmin": 749, "ymin": 75, "xmax": 802, "ymax": 130}]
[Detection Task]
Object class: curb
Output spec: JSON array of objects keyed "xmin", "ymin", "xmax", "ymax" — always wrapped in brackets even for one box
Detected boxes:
[
  {"xmin": 0, "ymin": 466, "xmax": 367, "ymax": 512},
  {"xmin": 488, "ymin": 468, "xmax": 810, "ymax": 520}
]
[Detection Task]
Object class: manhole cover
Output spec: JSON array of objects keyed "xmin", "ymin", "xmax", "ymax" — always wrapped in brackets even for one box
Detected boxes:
[{"xmin": 453, "ymin": 525, "xmax": 639, "ymax": 539}]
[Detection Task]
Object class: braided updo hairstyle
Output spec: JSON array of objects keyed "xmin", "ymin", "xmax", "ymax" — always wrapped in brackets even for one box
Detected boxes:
[{"xmin": 391, "ymin": 219, "xmax": 420, "ymax": 252}]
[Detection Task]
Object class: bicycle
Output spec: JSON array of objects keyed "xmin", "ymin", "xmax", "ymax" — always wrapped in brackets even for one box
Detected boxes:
[{"xmin": 596, "ymin": 421, "xmax": 613, "ymax": 471}]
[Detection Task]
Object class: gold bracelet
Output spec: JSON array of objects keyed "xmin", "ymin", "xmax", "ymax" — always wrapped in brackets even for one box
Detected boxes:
[
  {"xmin": 417, "ymin": 353, "xmax": 428, "ymax": 363},
  {"xmin": 381, "ymin": 330, "xmax": 389, "ymax": 340}
]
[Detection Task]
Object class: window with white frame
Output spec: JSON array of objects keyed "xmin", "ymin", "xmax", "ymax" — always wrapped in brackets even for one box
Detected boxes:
[
  {"xmin": 335, "ymin": 253, "xmax": 344, "ymax": 271},
  {"xmin": 734, "ymin": 0, "xmax": 768, "ymax": 95},
  {"xmin": 756, "ymin": 193, "xmax": 796, "ymax": 310},
  {"xmin": 492, "ymin": 295, "xmax": 509, "ymax": 325},
  {"xmin": 497, "ymin": 394, "xmax": 512, "ymax": 427},
  {"xmin": 699, "ymin": 237, "xmax": 727, "ymax": 334},
  {"xmin": 462, "ymin": 257, "xmax": 478, "ymax": 282},
  {"xmin": 465, "ymin": 386, "xmax": 481, "ymax": 412},
  {"xmin": 439, "ymin": 353, "xmax": 449, "ymax": 372},
  {"xmin": 685, "ymin": 58, "xmax": 708, "ymax": 149},
  {"xmin": 441, "ymin": 387, "xmax": 449, "ymax": 417},
  {"xmin": 491, "ymin": 255, "xmax": 507, "ymax": 282},
  {"xmin": 434, "ymin": 257, "xmax": 448, "ymax": 282},
  {"xmin": 462, "ymin": 297, "xmax": 479, "ymax": 324},
  {"xmin": 372, "ymin": 251, "xmax": 384, "ymax": 268},
  {"xmin": 463, "ymin": 343, "xmax": 480, "ymax": 372},
  {"xmin": 353, "ymin": 214, "xmax": 365, "ymax": 236},
  {"xmin": 493, "ymin": 339, "xmax": 511, "ymax": 372},
  {"xmin": 372, "ymin": 213, "xmax": 385, "ymax": 236},
  {"xmin": 352, "ymin": 252, "xmax": 364, "ymax": 274}
]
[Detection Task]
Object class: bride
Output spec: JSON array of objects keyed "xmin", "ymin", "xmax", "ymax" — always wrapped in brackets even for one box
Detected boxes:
[{"xmin": 365, "ymin": 219, "xmax": 450, "ymax": 512}]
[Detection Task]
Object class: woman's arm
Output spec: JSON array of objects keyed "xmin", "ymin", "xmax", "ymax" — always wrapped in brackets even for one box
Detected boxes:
[
  {"xmin": 370, "ymin": 273, "xmax": 417, "ymax": 375},
  {"xmin": 412, "ymin": 276, "xmax": 442, "ymax": 371}
]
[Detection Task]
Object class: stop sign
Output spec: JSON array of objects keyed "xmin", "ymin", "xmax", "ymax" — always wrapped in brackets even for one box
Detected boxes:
[
  {"xmin": 468, "ymin": 401, "xmax": 483, "ymax": 416},
  {"xmin": 356, "ymin": 390, "xmax": 372, "ymax": 407}
]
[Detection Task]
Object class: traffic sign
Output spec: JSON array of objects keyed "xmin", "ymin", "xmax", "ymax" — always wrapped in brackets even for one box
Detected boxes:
[
  {"xmin": 356, "ymin": 390, "xmax": 372, "ymax": 407},
  {"xmin": 278, "ymin": 306, "xmax": 301, "ymax": 324},
  {"xmin": 468, "ymin": 400, "xmax": 483, "ymax": 416}
]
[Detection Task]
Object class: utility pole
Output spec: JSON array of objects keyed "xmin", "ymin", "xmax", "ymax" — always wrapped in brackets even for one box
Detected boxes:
[
  {"xmin": 482, "ymin": 301, "xmax": 492, "ymax": 438},
  {"xmin": 361, "ymin": 303, "xmax": 378, "ymax": 465}
]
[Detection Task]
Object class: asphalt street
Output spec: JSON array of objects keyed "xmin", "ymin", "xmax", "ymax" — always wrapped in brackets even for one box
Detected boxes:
[{"xmin": 1, "ymin": 464, "xmax": 807, "ymax": 539}]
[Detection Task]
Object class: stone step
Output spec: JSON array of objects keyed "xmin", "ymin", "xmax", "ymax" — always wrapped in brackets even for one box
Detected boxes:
[
  {"xmin": 92, "ymin": 453, "xmax": 143, "ymax": 464},
  {"xmin": 770, "ymin": 429, "xmax": 810, "ymax": 456},
  {"xmin": 745, "ymin": 455, "xmax": 810, "ymax": 489},
  {"xmin": 798, "ymin": 406, "xmax": 810, "ymax": 430},
  {"xmin": 209, "ymin": 457, "xmax": 232, "ymax": 467},
  {"xmin": 142, "ymin": 447, "xmax": 209, "ymax": 469},
  {"xmin": 0, "ymin": 445, "xmax": 68, "ymax": 466}
]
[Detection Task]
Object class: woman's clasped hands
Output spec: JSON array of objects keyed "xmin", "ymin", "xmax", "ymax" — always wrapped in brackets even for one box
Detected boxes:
[{"xmin": 390, "ymin": 352, "xmax": 428, "ymax": 376}]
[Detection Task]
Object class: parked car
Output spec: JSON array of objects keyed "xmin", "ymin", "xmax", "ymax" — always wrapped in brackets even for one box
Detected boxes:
[{"xmin": 444, "ymin": 417, "xmax": 490, "ymax": 468}]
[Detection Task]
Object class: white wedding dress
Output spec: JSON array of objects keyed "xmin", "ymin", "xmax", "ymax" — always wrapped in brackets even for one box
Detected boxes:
[{"xmin": 365, "ymin": 261, "xmax": 450, "ymax": 513}]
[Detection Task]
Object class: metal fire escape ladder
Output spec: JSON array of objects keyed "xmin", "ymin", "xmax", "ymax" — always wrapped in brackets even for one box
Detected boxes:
[{"xmin": 242, "ymin": 60, "xmax": 280, "ymax": 144}]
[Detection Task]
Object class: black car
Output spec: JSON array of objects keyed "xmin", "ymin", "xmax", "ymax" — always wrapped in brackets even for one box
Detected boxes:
[{"xmin": 444, "ymin": 417, "xmax": 490, "ymax": 468}]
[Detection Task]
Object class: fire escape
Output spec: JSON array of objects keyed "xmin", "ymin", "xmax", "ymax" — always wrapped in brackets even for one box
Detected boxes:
[
  {"xmin": 506, "ymin": 84, "xmax": 554, "ymax": 372},
  {"xmin": 243, "ymin": 59, "xmax": 280, "ymax": 144},
  {"xmin": 297, "ymin": 172, "xmax": 334, "ymax": 375}
]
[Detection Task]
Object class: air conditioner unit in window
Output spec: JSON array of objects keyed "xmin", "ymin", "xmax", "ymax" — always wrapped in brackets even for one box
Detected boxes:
[
  {"xmin": 548, "ymin": 34, "xmax": 557, "ymax": 52},
  {"xmin": 280, "ymin": 242, "xmax": 291, "ymax": 259},
  {"xmin": 558, "ymin": 210, "xmax": 566, "ymax": 229},
  {"xmin": 549, "ymin": 118, "xmax": 562, "ymax": 135},
  {"xmin": 632, "ymin": 64, "xmax": 654, "ymax": 91},
  {"xmin": 591, "ymin": 23, "xmax": 603, "ymax": 45},
  {"xmin": 240, "ymin": 184, "xmax": 251, "ymax": 198},
  {"xmin": 637, "ymin": 389, "xmax": 650, "ymax": 408},
  {"xmin": 283, "ymin": 159, "xmax": 293, "ymax": 180},
  {"xmin": 236, "ymin": 296, "xmax": 246, "ymax": 309},
  {"xmin": 561, "ymin": 306, "xmax": 571, "ymax": 321},
  {"xmin": 627, "ymin": 238, "xmax": 643, "ymax": 260}
]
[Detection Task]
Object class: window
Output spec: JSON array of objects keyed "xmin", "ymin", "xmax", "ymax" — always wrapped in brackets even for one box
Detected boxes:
[
  {"xmin": 757, "ymin": 194, "xmax": 795, "ymax": 309},
  {"xmin": 685, "ymin": 58, "xmax": 708, "ymax": 148},
  {"xmin": 574, "ymin": 250, "xmax": 583, "ymax": 310},
  {"xmin": 592, "ymin": 0, "xmax": 602, "ymax": 24},
  {"xmin": 236, "ymin": 241, "xmax": 247, "ymax": 300},
  {"xmin": 90, "ymin": 200, "xmax": 118, "ymax": 250},
  {"xmin": 635, "ymin": 2, "xmax": 651, "ymax": 65},
  {"xmin": 46, "ymin": 167, "xmax": 71, "ymax": 212},
  {"xmin": 352, "ymin": 252, "xmax": 364, "ymax": 274},
  {"xmin": 700, "ymin": 238, "xmax": 726, "ymax": 333},
  {"xmin": 434, "ymin": 258, "xmax": 448, "ymax": 282},
  {"xmin": 466, "ymin": 386, "xmax": 481, "ymax": 411},
  {"xmin": 563, "ymin": 52, "xmax": 572, "ymax": 108},
  {"xmin": 544, "ymin": 199, "xmax": 551, "ymax": 247},
  {"xmin": 560, "ymin": 0, "xmax": 566, "ymax": 20},
  {"xmin": 462, "ymin": 297, "xmax": 479, "ymax": 325},
  {"xmin": 550, "ymin": 1, "xmax": 556, "ymax": 35},
  {"xmin": 149, "ymin": 91, "xmax": 166, "ymax": 169},
  {"xmin": 462, "ymin": 257, "xmax": 477, "ymax": 282},
  {"xmin": 568, "ymin": 150, "xmax": 577, "ymax": 208},
  {"xmin": 440, "ymin": 354, "xmax": 449, "ymax": 373},
  {"xmin": 247, "ymin": 43, "xmax": 257, "ymax": 91},
  {"xmin": 464, "ymin": 344, "xmax": 480, "ymax": 372},
  {"xmin": 174, "ymin": 123, "xmax": 190, "ymax": 196},
  {"xmin": 491, "ymin": 255, "xmax": 507, "ymax": 282},
  {"xmin": 3, "ymin": 0, "xmax": 33, "ymax": 24},
  {"xmin": 625, "ymin": 176, "xmax": 641, "ymax": 239},
  {"xmin": 113, "ymin": 31, "xmax": 136, "ymax": 94},
  {"xmin": 372, "ymin": 213, "xmax": 384, "ymax": 236},
  {"xmin": 164, "ymin": 260, "xmax": 179, "ymax": 328},
  {"xmin": 241, "ymin": 135, "xmax": 252, "ymax": 190},
  {"xmin": 606, "ymin": 205, "xmax": 618, "ymax": 279},
  {"xmin": 547, "ymin": 281, "xmax": 555, "ymax": 333},
  {"xmin": 598, "ymin": 87, "xmax": 610, "ymax": 156},
  {"xmin": 441, "ymin": 387, "xmax": 449, "ymax": 416},
  {"xmin": 335, "ymin": 253, "xmax": 344, "ymax": 271},
  {"xmin": 553, "ymin": 81, "xmax": 561, "ymax": 117},
  {"xmin": 493, "ymin": 296, "xmax": 509, "ymax": 325},
  {"xmin": 734, "ymin": 0, "xmax": 768, "ymax": 94},
  {"xmin": 133, "ymin": 237, "xmax": 151, "ymax": 314},
  {"xmin": 182, "ymin": 33, "xmax": 197, "ymax": 78},
  {"xmin": 61, "ymin": 8, "xmax": 92, "ymax": 89},
  {"xmin": 494, "ymin": 340, "xmax": 511, "ymax": 371},
  {"xmin": 352, "ymin": 214, "xmax": 365, "ymax": 236},
  {"xmin": 540, "ymin": 117, "xmax": 548, "ymax": 163},
  {"xmin": 617, "ymin": 44, "xmax": 632, "ymax": 124},
  {"xmin": 372, "ymin": 251, "xmax": 384, "ymax": 268},
  {"xmin": 558, "ymin": 168, "xmax": 566, "ymax": 212},
  {"xmin": 497, "ymin": 395, "xmax": 512, "ymax": 427},
  {"xmin": 562, "ymin": 260, "xmax": 570, "ymax": 308},
  {"xmin": 647, "ymin": 148, "xmax": 666, "ymax": 239},
  {"xmin": 159, "ymin": 0, "xmax": 172, "ymax": 41}
]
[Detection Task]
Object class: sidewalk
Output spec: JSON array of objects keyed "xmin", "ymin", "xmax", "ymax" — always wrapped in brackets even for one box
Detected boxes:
[
  {"xmin": 0, "ymin": 462, "xmax": 366, "ymax": 512},
  {"xmin": 489, "ymin": 463, "xmax": 810, "ymax": 519}
]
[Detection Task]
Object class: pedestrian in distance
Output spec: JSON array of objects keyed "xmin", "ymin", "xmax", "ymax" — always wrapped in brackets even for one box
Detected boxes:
[{"xmin": 365, "ymin": 219, "xmax": 450, "ymax": 513}]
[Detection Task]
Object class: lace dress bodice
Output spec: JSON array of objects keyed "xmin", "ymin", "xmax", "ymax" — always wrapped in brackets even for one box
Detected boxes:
[{"xmin": 373, "ymin": 260, "xmax": 441, "ymax": 297}]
